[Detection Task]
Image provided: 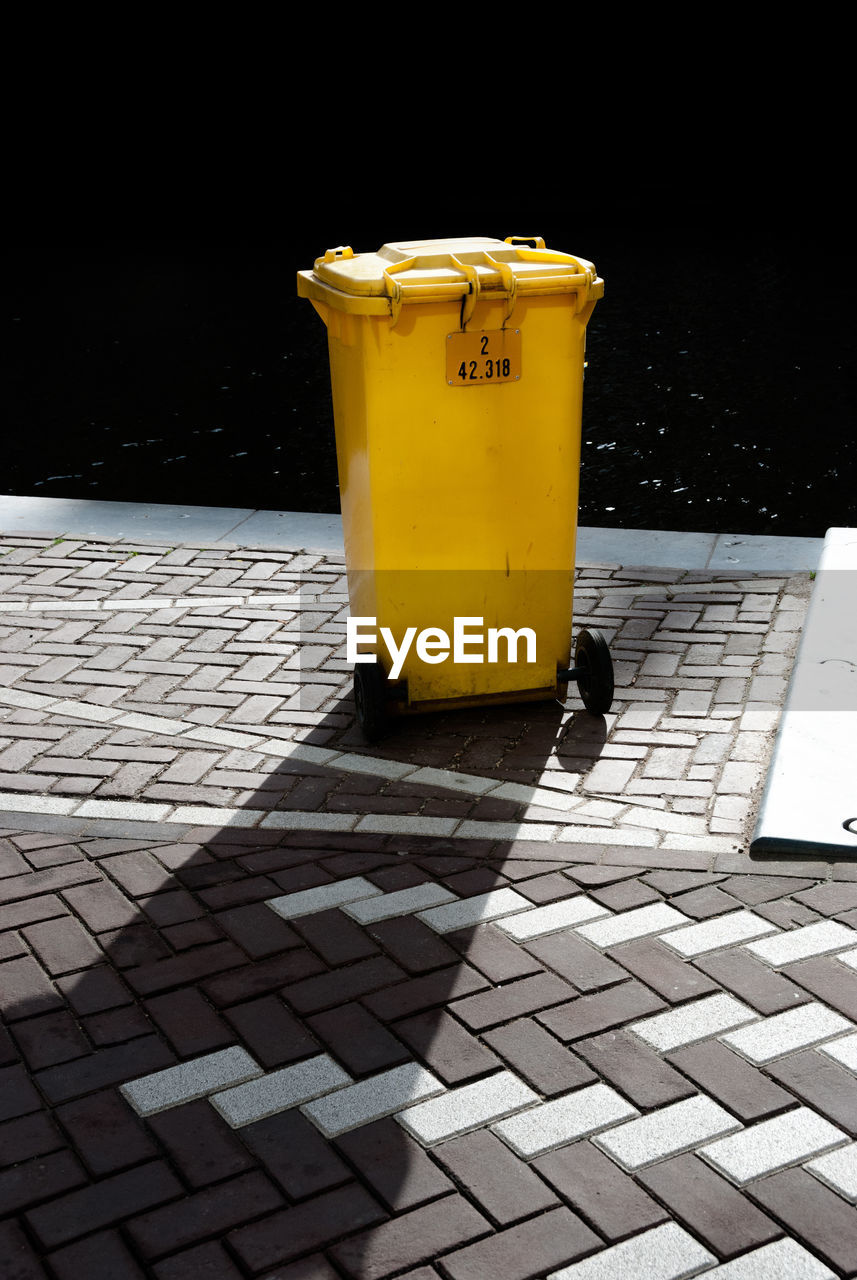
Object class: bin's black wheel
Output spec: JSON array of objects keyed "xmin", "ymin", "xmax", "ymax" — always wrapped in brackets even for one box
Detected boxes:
[
  {"xmin": 354, "ymin": 660, "xmax": 389, "ymax": 743},
  {"xmin": 574, "ymin": 627, "xmax": 614, "ymax": 715}
]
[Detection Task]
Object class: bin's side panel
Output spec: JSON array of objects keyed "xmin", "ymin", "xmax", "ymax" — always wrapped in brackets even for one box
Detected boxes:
[{"xmin": 344, "ymin": 294, "xmax": 590, "ymax": 704}]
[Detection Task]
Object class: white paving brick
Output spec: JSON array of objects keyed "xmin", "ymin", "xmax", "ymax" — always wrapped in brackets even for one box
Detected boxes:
[
  {"xmin": 342, "ymin": 883, "xmax": 458, "ymax": 923},
  {"xmin": 806, "ymin": 1143, "xmax": 857, "ymax": 1202},
  {"xmin": 120, "ymin": 1047, "xmax": 262, "ymax": 1116},
  {"xmin": 396, "ymin": 1071, "xmax": 538, "ymax": 1146},
  {"xmin": 302, "ymin": 1062, "xmax": 444, "ymax": 1137},
  {"xmin": 495, "ymin": 896, "xmax": 610, "ymax": 941},
  {"xmin": 355, "ymin": 814, "xmax": 459, "ymax": 837},
  {"xmin": 744, "ymin": 919, "xmax": 857, "ymax": 968},
  {"xmin": 700, "ymin": 1107, "xmax": 848, "ymax": 1184},
  {"xmin": 490, "ymin": 1084, "xmax": 638, "ymax": 1158},
  {"xmin": 210, "ymin": 1054, "xmax": 351, "ymax": 1128},
  {"xmin": 405, "ymin": 766, "xmax": 496, "ymax": 794},
  {"xmin": 546, "ymin": 1221, "xmax": 716, "ymax": 1280},
  {"xmin": 819, "ymin": 1032, "xmax": 857, "ymax": 1071},
  {"xmin": 631, "ymin": 994, "xmax": 758, "ymax": 1052},
  {"xmin": 75, "ymin": 799, "xmax": 174, "ymax": 822},
  {"xmin": 574, "ymin": 902, "xmax": 690, "ymax": 949},
  {"xmin": 593, "ymin": 1095, "xmax": 741, "ymax": 1170},
  {"xmin": 698, "ymin": 1238, "xmax": 835, "ymax": 1278},
  {"xmin": 660, "ymin": 910, "xmax": 779, "ymax": 957},
  {"xmin": 416, "ymin": 888, "xmax": 533, "ymax": 934},
  {"xmin": 266, "ymin": 876, "xmax": 383, "ymax": 920},
  {"xmin": 721, "ymin": 1003, "xmax": 853, "ymax": 1063}
]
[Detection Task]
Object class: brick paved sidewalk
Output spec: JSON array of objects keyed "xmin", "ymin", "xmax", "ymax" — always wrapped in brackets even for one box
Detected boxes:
[{"xmin": 5, "ymin": 531, "xmax": 857, "ymax": 1278}]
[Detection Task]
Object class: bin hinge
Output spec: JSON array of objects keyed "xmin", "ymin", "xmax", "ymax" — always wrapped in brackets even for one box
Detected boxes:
[{"xmin": 451, "ymin": 255, "xmax": 480, "ymax": 330}]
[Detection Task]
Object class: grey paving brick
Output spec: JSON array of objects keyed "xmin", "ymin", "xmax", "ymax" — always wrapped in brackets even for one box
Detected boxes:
[
  {"xmin": 265, "ymin": 876, "xmax": 382, "ymax": 920},
  {"xmin": 745, "ymin": 920, "xmax": 857, "ymax": 967},
  {"xmin": 545, "ymin": 1221, "xmax": 715, "ymax": 1280},
  {"xmin": 302, "ymin": 1062, "xmax": 444, "ymax": 1137},
  {"xmin": 396, "ymin": 1071, "xmax": 538, "ymax": 1146},
  {"xmin": 574, "ymin": 902, "xmax": 690, "ymax": 949},
  {"xmin": 806, "ymin": 1143, "xmax": 857, "ymax": 1202},
  {"xmin": 660, "ymin": 910, "xmax": 778, "ymax": 957},
  {"xmin": 631, "ymin": 993, "xmax": 759, "ymax": 1052},
  {"xmin": 721, "ymin": 1002, "xmax": 853, "ymax": 1063},
  {"xmin": 210, "ymin": 1054, "xmax": 351, "ymax": 1128},
  {"xmin": 417, "ymin": 889, "xmax": 532, "ymax": 934},
  {"xmin": 700, "ymin": 1107, "xmax": 849, "ymax": 1184},
  {"xmin": 342, "ymin": 883, "xmax": 458, "ymax": 923},
  {"xmin": 491, "ymin": 1083, "xmax": 637, "ymax": 1159},
  {"xmin": 120, "ymin": 1047, "xmax": 262, "ymax": 1116},
  {"xmin": 594, "ymin": 1095, "xmax": 741, "ymax": 1170},
  {"xmin": 682, "ymin": 1237, "xmax": 835, "ymax": 1278},
  {"xmin": 495, "ymin": 896, "xmax": 609, "ymax": 941}
]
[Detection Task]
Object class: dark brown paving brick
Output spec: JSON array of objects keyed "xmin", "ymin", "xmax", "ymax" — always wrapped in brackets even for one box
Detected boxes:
[
  {"xmin": 669, "ymin": 884, "xmax": 743, "ymax": 918},
  {"xmin": 127, "ymin": 941, "xmax": 248, "ymax": 998},
  {"xmin": 0, "ymin": 1111, "xmax": 63, "ymax": 1168},
  {"xmin": 55, "ymin": 965, "xmax": 131, "ymax": 1014},
  {"xmin": 240, "ymin": 1109, "xmax": 351, "ymax": 1201},
  {"xmin": 327, "ymin": 1194, "xmax": 488, "ymax": 1280},
  {"xmin": 577, "ymin": 1029, "xmax": 697, "ymax": 1108},
  {"xmin": 441, "ymin": 1205, "xmax": 602, "ymax": 1280},
  {"xmin": 222, "ymin": 995, "xmax": 319, "ymax": 1068},
  {"xmin": 1, "ymin": 955, "xmax": 64, "ymax": 1019},
  {"xmin": 432, "ymin": 1129, "xmax": 559, "ymax": 1226},
  {"xmin": 152, "ymin": 1240, "xmax": 245, "ymax": 1280},
  {"xmin": 228, "ymin": 1182, "xmax": 387, "ymax": 1273},
  {"xmin": 334, "ymin": 1118, "xmax": 454, "ymax": 1212},
  {"xmin": 47, "ymin": 1228, "xmax": 147, "ymax": 1280},
  {"xmin": 515, "ymin": 872, "xmax": 581, "ymax": 903},
  {"xmin": 393, "ymin": 1009, "xmax": 500, "ymax": 1085},
  {"xmin": 0, "ymin": 1218, "xmax": 54, "ymax": 1280},
  {"xmin": 746, "ymin": 1167, "xmax": 857, "ymax": 1275},
  {"xmin": 666, "ymin": 1040, "xmax": 795, "ymax": 1123},
  {"xmin": 767, "ymin": 1048, "xmax": 857, "ymax": 1134},
  {"xmin": 637, "ymin": 1153, "xmax": 781, "ymax": 1259},
  {"xmin": 143, "ymin": 988, "xmax": 234, "ymax": 1057},
  {"xmin": 0, "ymin": 1063, "xmax": 42, "ymax": 1122},
  {"xmin": 608, "ymin": 937, "xmax": 720, "ymax": 1003},
  {"xmin": 451, "ymin": 972, "xmax": 574, "ymax": 1032},
  {"xmin": 26, "ymin": 1160, "xmax": 184, "ymax": 1249},
  {"xmin": 0, "ymin": 1148, "xmax": 87, "ymax": 1216},
  {"xmin": 83, "ymin": 1003, "xmax": 153, "ymax": 1046},
  {"xmin": 533, "ymin": 1140, "xmax": 668, "ymax": 1241},
  {"xmin": 147, "ymin": 1099, "xmax": 255, "ymax": 1188},
  {"xmin": 12, "ymin": 1009, "xmax": 90, "ymax": 1069},
  {"xmin": 367, "ymin": 915, "xmax": 458, "ymax": 974},
  {"xmin": 754, "ymin": 898, "xmax": 823, "ymax": 929},
  {"xmin": 213, "ymin": 901, "xmax": 299, "ymax": 958},
  {"xmin": 522, "ymin": 930, "xmax": 626, "ymax": 992},
  {"xmin": 588, "ymin": 878, "xmax": 663, "ymax": 911},
  {"xmin": 783, "ymin": 954, "xmax": 857, "ymax": 1022},
  {"xmin": 35, "ymin": 1035, "xmax": 175, "ymax": 1104},
  {"xmin": 100, "ymin": 923, "xmax": 171, "ymax": 968},
  {"xmin": 694, "ymin": 948, "xmax": 809, "ymax": 1015},
  {"xmin": 307, "ymin": 1002, "xmax": 411, "ymax": 1076},
  {"xmin": 445, "ymin": 924, "xmax": 545, "ymax": 983},
  {"xmin": 203, "ymin": 948, "xmax": 327, "ymax": 1007},
  {"xmin": 287, "ymin": 956, "xmax": 408, "ymax": 1016},
  {"xmin": 364, "ymin": 965, "xmax": 489, "ymax": 1023},
  {"xmin": 536, "ymin": 979, "xmax": 665, "ymax": 1042},
  {"xmin": 128, "ymin": 1170, "xmax": 284, "ymax": 1260},
  {"xmin": 56, "ymin": 1089, "xmax": 159, "ymax": 1176},
  {"xmin": 289, "ymin": 907, "xmax": 382, "ymax": 967},
  {"xmin": 793, "ymin": 881, "xmax": 857, "ymax": 915},
  {"xmin": 61, "ymin": 879, "xmax": 138, "ymax": 932},
  {"xmin": 719, "ymin": 874, "xmax": 816, "ymax": 905},
  {"xmin": 481, "ymin": 1018, "xmax": 596, "ymax": 1096},
  {"xmin": 99, "ymin": 851, "xmax": 173, "ymax": 897}
]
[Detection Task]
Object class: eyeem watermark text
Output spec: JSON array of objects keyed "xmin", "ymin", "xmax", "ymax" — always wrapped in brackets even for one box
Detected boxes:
[{"xmin": 347, "ymin": 617, "xmax": 537, "ymax": 680}]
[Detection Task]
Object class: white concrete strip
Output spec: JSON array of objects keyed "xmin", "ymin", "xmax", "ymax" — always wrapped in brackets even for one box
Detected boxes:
[
  {"xmin": 720, "ymin": 1003, "xmax": 854, "ymax": 1063},
  {"xmin": 697, "ymin": 1239, "xmax": 836, "ymax": 1279},
  {"xmin": 211, "ymin": 1055, "xmax": 351, "ymax": 1128},
  {"xmin": 700, "ymin": 1107, "xmax": 849, "ymax": 1184},
  {"xmin": 492, "ymin": 1084, "xmax": 638, "ymax": 1159},
  {"xmin": 397, "ymin": 1072, "xmax": 539, "ymax": 1146},
  {"xmin": 546, "ymin": 1221, "xmax": 716, "ymax": 1280},
  {"xmin": 302, "ymin": 1062, "xmax": 444, "ymax": 1137},
  {"xmin": 120, "ymin": 1047, "xmax": 262, "ymax": 1116},
  {"xmin": 593, "ymin": 1095, "xmax": 741, "ymax": 1170}
]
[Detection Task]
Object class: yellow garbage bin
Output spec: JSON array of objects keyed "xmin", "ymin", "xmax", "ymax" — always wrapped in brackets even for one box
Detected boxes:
[{"xmin": 297, "ymin": 234, "xmax": 612, "ymax": 740}]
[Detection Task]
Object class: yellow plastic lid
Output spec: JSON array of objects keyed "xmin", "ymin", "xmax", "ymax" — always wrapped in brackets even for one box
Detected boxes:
[{"xmin": 297, "ymin": 235, "xmax": 603, "ymax": 318}]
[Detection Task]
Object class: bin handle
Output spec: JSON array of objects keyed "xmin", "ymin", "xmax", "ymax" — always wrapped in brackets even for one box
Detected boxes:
[
  {"xmin": 505, "ymin": 235, "xmax": 546, "ymax": 250},
  {"xmin": 450, "ymin": 255, "xmax": 481, "ymax": 329},
  {"xmin": 382, "ymin": 256, "xmax": 419, "ymax": 326},
  {"xmin": 322, "ymin": 246, "xmax": 354, "ymax": 262}
]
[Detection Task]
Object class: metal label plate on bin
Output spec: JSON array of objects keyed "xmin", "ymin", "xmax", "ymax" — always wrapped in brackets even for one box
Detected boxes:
[{"xmin": 446, "ymin": 328, "xmax": 521, "ymax": 386}]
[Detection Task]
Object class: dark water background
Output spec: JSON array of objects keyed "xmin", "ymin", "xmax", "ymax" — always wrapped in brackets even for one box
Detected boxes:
[{"xmin": 4, "ymin": 213, "xmax": 855, "ymax": 538}]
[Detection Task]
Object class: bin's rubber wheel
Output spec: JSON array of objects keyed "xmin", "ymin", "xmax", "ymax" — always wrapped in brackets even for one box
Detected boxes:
[
  {"xmin": 574, "ymin": 627, "xmax": 614, "ymax": 715},
  {"xmin": 354, "ymin": 661, "xmax": 389, "ymax": 743}
]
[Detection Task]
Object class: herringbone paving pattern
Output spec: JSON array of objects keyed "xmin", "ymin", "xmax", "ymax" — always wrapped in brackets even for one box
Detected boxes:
[{"xmin": 6, "ymin": 534, "xmax": 857, "ymax": 1277}]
